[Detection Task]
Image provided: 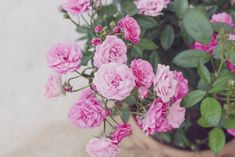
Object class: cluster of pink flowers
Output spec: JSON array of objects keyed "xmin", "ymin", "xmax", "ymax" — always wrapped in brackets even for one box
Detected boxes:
[{"xmin": 134, "ymin": 0, "xmax": 171, "ymax": 17}]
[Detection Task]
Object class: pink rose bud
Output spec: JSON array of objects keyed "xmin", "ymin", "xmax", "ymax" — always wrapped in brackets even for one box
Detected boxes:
[
  {"xmin": 95, "ymin": 25, "xmax": 104, "ymax": 33},
  {"xmin": 227, "ymin": 129, "xmax": 235, "ymax": 136},
  {"xmin": 111, "ymin": 123, "xmax": 132, "ymax": 144},
  {"xmin": 113, "ymin": 26, "xmax": 121, "ymax": 34},
  {"xmin": 91, "ymin": 37, "xmax": 101, "ymax": 46},
  {"xmin": 63, "ymin": 82, "xmax": 73, "ymax": 92}
]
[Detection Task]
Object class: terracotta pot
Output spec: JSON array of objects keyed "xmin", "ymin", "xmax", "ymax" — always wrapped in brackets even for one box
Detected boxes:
[{"xmin": 128, "ymin": 117, "xmax": 235, "ymax": 157}]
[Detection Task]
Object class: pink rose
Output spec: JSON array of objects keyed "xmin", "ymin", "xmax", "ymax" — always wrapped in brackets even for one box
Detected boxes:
[
  {"xmin": 118, "ymin": 16, "xmax": 141, "ymax": 44},
  {"xmin": 211, "ymin": 12, "xmax": 234, "ymax": 27},
  {"xmin": 193, "ymin": 34, "xmax": 217, "ymax": 54},
  {"xmin": 93, "ymin": 62, "xmax": 135, "ymax": 100},
  {"xmin": 86, "ymin": 138, "xmax": 119, "ymax": 157},
  {"xmin": 93, "ymin": 35, "xmax": 127, "ymax": 68},
  {"xmin": 91, "ymin": 37, "xmax": 101, "ymax": 46},
  {"xmin": 47, "ymin": 42, "xmax": 83, "ymax": 74},
  {"xmin": 141, "ymin": 98, "xmax": 172, "ymax": 135},
  {"xmin": 111, "ymin": 123, "xmax": 132, "ymax": 144},
  {"xmin": 95, "ymin": 25, "xmax": 104, "ymax": 33},
  {"xmin": 173, "ymin": 71, "xmax": 189, "ymax": 101},
  {"xmin": 154, "ymin": 64, "xmax": 177, "ymax": 103},
  {"xmin": 134, "ymin": 0, "xmax": 171, "ymax": 17},
  {"xmin": 61, "ymin": 0, "xmax": 90, "ymax": 15},
  {"xmin": 113, "ymin": 26, "xmax": 121, "ymax": 34},
  {"xmin": 227, "ymin": 129, "xmax": 235, "ymax": 137},
  {"xmin": 167, "ymin": 99, "xmax": 185, "ymax": 128},
  {"xmin": 226, "ymin": 60, "xmax": 235, "ymax": 74},
  {"xmin": 45, "ymin": 74, "xmax": 62, "ymax": 98},
  {"xmin": 138, "ymin": 87, "xmax": 149, "ymax": 99},
  {"xmin": 68, "ymin": 88, "xmax": 109, "ymax": 128},
  {"xmin": 130, "ymin": 59, "xmax": 154, "ymax": 89}
]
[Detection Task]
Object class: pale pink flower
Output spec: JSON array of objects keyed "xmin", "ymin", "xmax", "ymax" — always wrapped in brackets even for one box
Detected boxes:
[
  {"xmin": 61, "ymin": 0, "xmax": 90, "ymax": 15},
  {"xmin": 91, "ymin": 37, "xmax": 101, "ymax": 46},
  {"xmin": 68, "ymin": 88, "xmax": 109, "ymax": 128},
  {"xmin": 228, "ymin": 34, "xmax": 235, "ymax": 40},
  {"xmin": 95, "ymin": 25, "xmax": 104, "ymax": 33},
  {"xmin": 154, "ymin": 64, "xmax": 177, "ymax": 103},
  {"xmin": 93, "ymin": 35, "xmax": 127, "ymax": 68},
  {"xmin": 138, "ymin": 87, "xmax": 149, "ymax": 99},
  {"xmin": 93, "ymin": 62, "xmax": 135, "ymax": 100},
  {"xmin": 86, "ymin": 138, "xmax": 119, "ymax": 157},
  {"xmin": 111, "ymin": 123, "xmax": 132, "ymax": 144},
  {"xmin": 167, "ymin": 99, "xmax": 185, "ymax": 128},
  {"xmin": 211, "ymin": 12, "xmax": 234, "ymax": 27},
  {"xmin": 227, "ymin": 129, "xmax": 235, "ymax": 137},
  {"xmin": 193, "ymin": 34, "xmax": 217, "ymax": 54},
  {"xmin": 45, "ymin": 74, "xmax": 62, "ymax": 98},
  {"xmin": 173, "ymin": 71, "xmax": 189, "ymax": 101},
  {"xmin": 118, "ymin": 16, "xmax": 141, "ymax": 44},
  {"xmin": 130, "ymin": 59, "xmax": 154, "ymax": 89},
  {"xmin": 134, "ymin": 0, "xmax": 171, "ymax": 17},
  {"xmin": 226, "ymin": 60, "xmax": 235, "ymax": 74},
  {"xmin": 47, "ymin": 42, "xmax": 83, "ymax": 74}
]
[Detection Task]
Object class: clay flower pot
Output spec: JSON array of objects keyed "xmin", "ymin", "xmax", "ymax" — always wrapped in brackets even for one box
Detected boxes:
[{"xmin": 128, "ymin": 117, "xmax": 235, "ymax": 157}]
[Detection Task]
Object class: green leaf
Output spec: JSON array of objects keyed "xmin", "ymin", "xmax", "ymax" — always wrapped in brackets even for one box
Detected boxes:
[
  {"xmin": 174, "ymin": 0, "xmax": 189, "ymax": 19},
  {"xmin": 121, "ymin": 107, "xmax": 130, "ymax": 123},
  {"xmin": 209, "ymin": 128, "xmax": 225, "ymax": 155},
  {"xmin": 173, "ymin": 50, "xmax": 210, "ymax": 68},
  {"xmin": 132, "ymin": 45, "xmax": 143, "ymax": 57},
  {"xmin": 223, "ymin": 117, "xmax": 235, "ymax": 129},
  {"xmin": 183, "ymin": 90, "xmax": 206, "ymax": 107},
  {"xmin": 179, "ymin": 22, "xmax": 194, "ymax": 45},
  {"xmin": 212, "ymin": 22, "xmax": 234, "ymax": 33},
  {"xmin": 98, "ymin": 4, "xmax": 117, "ymax": 17},
  {"xmin": 138, "ymin": 38, "xmax": 158, "ymax": 50},
  {"xmin": 81, "ymin": 53, "xmax": 93, "ymax": 65},
  {"xmin": 197, "ymin": 117, "xmax": 212, "ymax": 128},
  {"xmin": 150, "ymin": 51, "xmax": 160, "ymax": 71},
  {"xmin": 197, "ymin": 79, "xmax": 210, "ymax": 91},
  {"xmin": 229, "ymin": 51, "xmax": 235, "ymax": 65},
  {"xmin": 160, "ymin": 25, "xmax": 174, "ymax": 50},
  {"xmin": 120, "ymin": 0, "xmax": 138, "ymax": 16},
  {"xmin": 209, "ymin": 75, "xmax": 231, "ymax": 94},
  {"xmin": 200, "ymin": 97, "xmax": 222, "ymax": 127},
  {"xmin": 183, "ymin": 9, "xmax": 213, "ymax": 44},
  {"xmin": 135, "ymin": 15, "xmax": 158, "ymax": 29},
  {"xmin": 197, "ymin": 63, "xmax": 211, "ymax": 84}
]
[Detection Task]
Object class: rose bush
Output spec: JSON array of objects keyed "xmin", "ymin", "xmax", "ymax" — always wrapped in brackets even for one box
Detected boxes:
[{"xmin": 45, "ymin": 0, "xmax": 235, "ymax": 156}]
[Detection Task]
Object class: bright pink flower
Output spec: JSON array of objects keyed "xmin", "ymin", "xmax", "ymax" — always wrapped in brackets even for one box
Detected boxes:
[
  {"xmin": 95, "ymin": 25, "xmax": 104, "ymax": 33},
  {"xmin": 211, "ymin": 12, "xmax": 234, "ymax": 27},
  {"xmin": 45, "ymin": 74, "xmax": 62, "ymax": 98},
  {"xmin": 226, "ymin": 60, "xmax": 235, "ymax": 74},
  {"xmin": 118, "ymin": 16, "xmax": 141, "ymax": 44},
  {"xmin": 111, "ymin": 123, "xmax": 132, "ymax": 144},
  {"xmin": 93, "ymin": 35, "xmax": 127, "ymax": 68},
  {"xmin": 68, "ymin": 88, "xmax": 109, "ymax": 128},
  {"xmin": 131, "ymin": 59, "xmax": 154, "ymax": 89},
  {"xmin": 167, "ymin": 99, "xmax": 185, "ymax": 128},
  {"xmin": 173, "ymin": 71, "xmax": 189, "ymax": 101},
  {"xmin": 61, "ymin": 0, "xmax": 90, "ymax": 15},
  {"xmin": 113, "ymin": 26, "xmax": 121, "ymax": 34},
  {"xmin": 86, "ymin": 138, "xmax": 119, "ymax": 157},
  {"xmin": 154, "ymin": 64, "xmax": 177, "ymax": 103},
  {"xmin": 134, "ymin": 0, "xmax": 171, "ymax": 16},
  {"xmin": 193, "ymin": 34, "xmax": 217, "ymax": 54},
  {"xmin": 227, "ymin": 129, "xmax": 235, "ymax": 136},
  {"xmin": 47, "ymin": 42, "xmax": 83, "ymax": 74},
  {"xmin": 91, "ymin": 37, "xmax": 101, "ymax": 46},
  {"xmin": 93, "ymin": 62, "xmax": 135, "ymax": 100},
  {"xmin": 142, "ymin": 98, "xmax": 172, "ymax": 135}
]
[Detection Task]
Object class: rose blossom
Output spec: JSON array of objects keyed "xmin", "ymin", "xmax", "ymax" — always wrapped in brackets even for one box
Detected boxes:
[
  {"xmin": 93, "ymin": 35, "xmax": 127, "ymax": 68},
  {"xmin": 95, "ymin": 25, "xmax": 104, "ymax": 33},
  {"xmin": 113, "ymin": 26, "xmax": 121, "ymax": 34},
  {"xmin": 68, "ymin": 88, "xmax": 109, "ymax": 128},
  {"xmin": 118, "ymin": 16, "xmax": 141, "ymax": 44},
  {"xmin": 193, "ymin": 34, "xmax": 217, "ymax": 54},
  {"xmin": 138, "ymin": 87, "xmax": 149, "ymax": 99},
  {"xmin": 61, "ymin": 0, "xmax": 90, "ymax": 15},
  {"xmin": 141, "ymin": 98, "xmax": 172, "ymax": 135},
  {"xmin": 226, "ymin": 60, "xmax": 235, "ymax": 74},
  {"xmin": 227, "ymin": 129, "xmax": 235, "ymax": 137},
  {"xmin": 111, "ymin": 123, "xmax": 132, "ymax": 144},
  {"xmin": 167, "ymin": 99, "xmax": 185, "ymax": 128},
  {"xmin": 228, "ymin": 34, "xmax": 235, "ymax": 40},
  {"xmin": 47, "ymin": 42, "xmax": 83, "ymax": 74},
  {"xmin": 134, "ymin": 0, "xmax": 171, "ymax": 17},
  {"xmin": 93, "ymin": 62, "xmax": 135, "ymax": 100},
  {"xmin": 173, "ymin": 71, "xmax": 189, "ymax": 101},
  {"xmin": 91, "ymin": 37, "xmax": 101, "ymax": 46},
  {"xmin": 86, "ymin": 138, "xmax": 119, "ymax": 157},
  {"xmin": 154, "ymin": 64, "xmax": 177, "ymax": 103},
  {"xmin": 45, "ymin": 74, "xmax": 62, "ymax": 98},
  {"xmin": 211, "ymin": 12, "xmax": 234, "ymax": 27}
]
